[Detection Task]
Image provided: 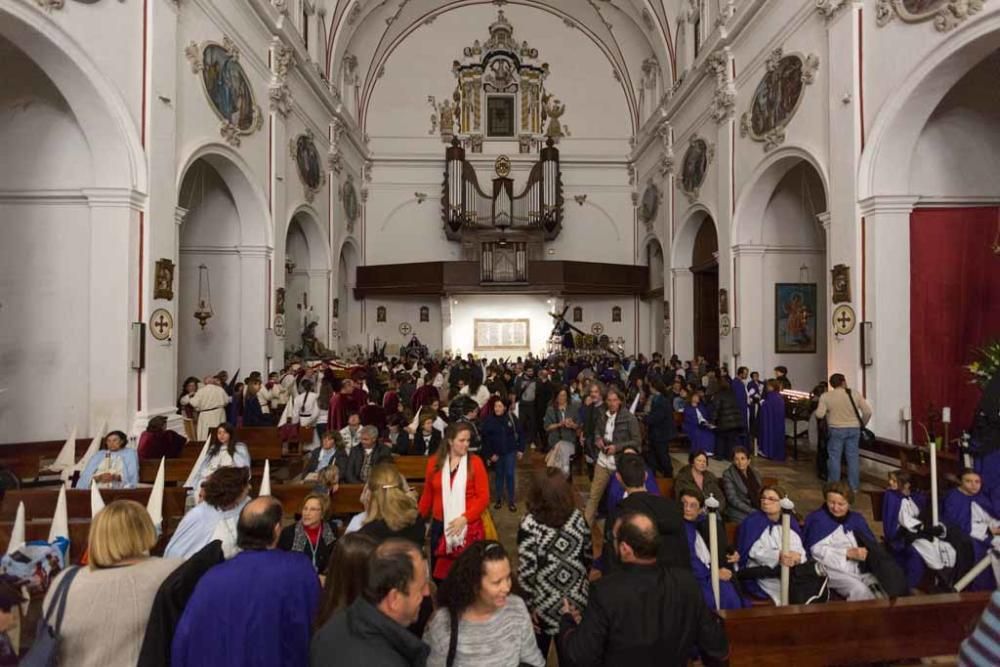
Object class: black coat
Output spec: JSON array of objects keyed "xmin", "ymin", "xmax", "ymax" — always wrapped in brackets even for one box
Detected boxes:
[
  {"xmin": 139, "ymin": 541, "xmax": 224, "ymax": 667},
  {"xmin": 411, "ymin": 429, "xmax": 440, "ymax": 456},
  {"xmin": 711, "ymin": 387, "xmax": 745, "ymax": 433},
  {"xmin": 558, "ymin": 564, "xmax": 728, "ymax": 667},
  {"xmin": 387, "ymin": 430, "xmax": 411, "ymax": 456},
  {"xmin": 345, "ymin": 443, "xmax": 394, "ymax": 483},
  {"xmin": 304, "ymin": 446, "xmax": 349, "ymax": 480},
  {"xmin": 311, "ymin": 598, "xmax": 430, "ymax": 667},
  {"xmin": 277, "ymin": 520, "xmax": 339, "ymax": 574},
  {"xmin": 643, "ymin": 393, "xmax": 676, "ymax": 445}
]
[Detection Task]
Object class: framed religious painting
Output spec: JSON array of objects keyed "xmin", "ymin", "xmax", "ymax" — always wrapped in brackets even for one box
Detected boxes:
[
  {"xmin": 154, "ymin": 258, "xmax": 174, "ymax": 301},
  {"xmin": 775, "ymin": 283, "xmax": 817, "ymax": 354},
  {"xmin": 680, "ymin": 135, "xmax": 713, "ymax": 202},
  {"xmin": 486, "ymin": 95, "xmax": 515, "ymax": 138},
  {"xmin": 291, "ymin": 130, "xmax": 325, "ymax": 203},
  {"xmin": 831, "ymin": 264, "xmax": 852, "ymax": 304}
]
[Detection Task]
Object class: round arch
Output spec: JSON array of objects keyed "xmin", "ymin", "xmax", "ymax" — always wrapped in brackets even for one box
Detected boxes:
[
  {"xmin": 288, "ymin": 204, "xmax": 333, "ymax": 271},
  {"xmin": 0, "ymin": 3, "xmax": 146, "ymax": 191},
  {"xmin": 859, "ymin": 12, "xmax": 1000, "ymax": 199},
  {"xmin": 732, "ymin": 144, "xmax": 830, "ymax": 246},
  {"xmin": 176, "ymin": 143, "xmax": 271, "ymax": 248},
  {"xmin": 671, "ymin": 204, "xmax": 718, "ymax": 269}
]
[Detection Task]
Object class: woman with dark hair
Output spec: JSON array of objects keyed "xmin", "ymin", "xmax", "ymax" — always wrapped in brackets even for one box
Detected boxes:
[
  {"xmin": 460, "ymin": 372, "xmax": 490, "ymax": 409},
  {"xmin": 177, "ymin": 376, "xmax": 201, "ymax": 441},
  {"xmin": 643, "ymin": 378, "xmax": 675, "ymax": 477},
  {"xmin": 722, "ymin": 446, "xmax": 763, "ymax": 524},
  {"xmin": 675, "ymin": 450, "xmax": 726, "ymax": 517},
  {"xmin": 278, "ymin": 492, "xmax": 338, "ymax": 575},
  {"xmin": 679, "ymin": 489, "xmax": 747, "ymax": 610},
  {"xmin": 805, "ymin": 481, "xmax": 907, "ymax": 600},
  {"xmin": 481, "ymin": 399, "xmax": 525, "ymax": 512},
  {"xmin": 412, "ymin": 414, "xmax": 442, "ymax": 456},
  {"xmin": 186, "ymin": 422, "xmax": 250, "ymax": 494},
  {"xmin": 543, "ymin": 387, "xmax": 578, "ymax": 476},
  {"xmin": 682, "ymin": 391, "xmax": 716, "ymax": 456},
  {"xmin": 418, "ymin": 422, "xmax": 491, "ymax": 580},
  {"xmin": 165, "ymin": 466, "xmax": 251, "ymax": 559},
  {"xmin": 517, "ymin": 468, "xmax": 591, "ymax": 661},
  {"xmin": 424, "ymin": 541, "xmax": 545, "ymax": 667},
  {"xmin": 137, "ymin": 415, "xmax": 188, "ymax": 459},
  {"xmin": 76, "ymin": 430, "xmax": 139, "ymax": 489},
  {"xmin": 314, "ymin": 532, "xmax": 378, "ymax": 630}
]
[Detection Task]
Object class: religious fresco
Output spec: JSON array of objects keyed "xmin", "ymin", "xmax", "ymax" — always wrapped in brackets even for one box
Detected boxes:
[
  {"xmin": 680, "ymin": 135, "xmax": 713, "ymax": 202},
  {"xmin": 775, "ymin": 283, "xmax": 818, "ymax": 354},
  {"xmin": 342, "ymin": 175, "xmax": 360, "ymax": 231},
  {"xmin": 185, "ymin": 38, "xmax": 262, "ymax": 146},
  {"xmin": 291, "ymin": 132, "xmax": 325, "ymax": 202},
  {"xmin": 740, "ymin": 49, "xmax": 819, "ymax": 152}
]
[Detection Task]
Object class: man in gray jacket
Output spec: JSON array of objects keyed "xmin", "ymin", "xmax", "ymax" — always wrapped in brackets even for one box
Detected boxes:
[{"xmin": 584, "ymin": 387, "xmax": 642, "ymax": 525}]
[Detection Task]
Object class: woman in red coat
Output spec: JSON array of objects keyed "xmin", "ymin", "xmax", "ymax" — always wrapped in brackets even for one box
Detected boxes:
[{"xmin": 419, "ymin": 422, "xmax": 490, "ymax": 580}]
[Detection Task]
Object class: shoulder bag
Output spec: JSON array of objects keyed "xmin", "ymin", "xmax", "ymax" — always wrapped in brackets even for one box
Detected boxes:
[
  {"xmin": 21, "ymin": 566, "xmax": 81, "ymax": 667},
  {"xmin": 845, "ymin": 389, "xmax": 876, "ymax": 447}
]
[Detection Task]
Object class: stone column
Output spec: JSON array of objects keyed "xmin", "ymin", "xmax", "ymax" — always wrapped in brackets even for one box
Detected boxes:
[
  {"xmin": 238, "ymin": 244, "xmax": 271, "ymax": 373},
  {"xmin": 732, "ymin": 245, "xmax": 766, "ymax": 374},
  {"xmin": 671, "ymin": 267, "xmax": 695, "ymax": 360}
]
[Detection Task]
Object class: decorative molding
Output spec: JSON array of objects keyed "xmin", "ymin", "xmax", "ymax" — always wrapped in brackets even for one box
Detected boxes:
[
  {"xmin": 269, "ymin": 81, "xmax": 293, "ymax": 117},
  {"xmin": 815, "ymin": 0, "xmax": 852, "ymax": 20},
  {"xmin": 34, "ymin": 0, "xmax": 126, "ymax": 11},
  {"xmin": 716, "ymin": 0, "xmax": 737, "ymax": 26},
  {"xmin": 705, "ymin": 48, "xmax": 736, "ymax": 124},
  {"xmin": 346, "ymin": 1, "xmax": 361, "ymax": 25},
  {"xmin": 327, "ymin": 119, "xmax": 344, "ymax": 174},
  {"xmin": 271, "ymin": 0, "xmax": 289, "ymax": 15},
  {"xmin": 876, "ymin": 0, "xmax": 986, "ymax": 32},
  {"xmin": 271, "ymin": 41, "xmax": 295, "ymax": 81},
  {"xmin": 656, "ymin": 120, "xmax": 674, "ymax": 176}
]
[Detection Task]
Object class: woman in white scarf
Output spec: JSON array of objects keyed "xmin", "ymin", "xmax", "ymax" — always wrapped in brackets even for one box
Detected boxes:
[{"xmin": 419, "ymin": 422, "xmax": 491, "ymax": 580}]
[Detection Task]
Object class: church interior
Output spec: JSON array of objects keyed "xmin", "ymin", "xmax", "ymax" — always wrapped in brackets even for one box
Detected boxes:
[{"xmin": 0, "ymin": 0, "xmax": 999, "ymax": 664}]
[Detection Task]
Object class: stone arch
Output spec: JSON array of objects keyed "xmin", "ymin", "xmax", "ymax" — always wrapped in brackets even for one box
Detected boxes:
[
  {"xmin": 335, "ymin": 236, "xmax": 362, "ymax": 353},
  {"xmin": 0, "ymin": 9, "xmax": 143, "ymax": 442}
]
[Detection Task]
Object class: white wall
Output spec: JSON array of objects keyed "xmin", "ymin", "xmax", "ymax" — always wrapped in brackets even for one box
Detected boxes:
[
  {"xmin": 448, "ymin": 295, "xmax": 554, "ymax": 360},
  {"xmin": 365, "ymin": 298, "xmax": 443, "ymax": 357}
]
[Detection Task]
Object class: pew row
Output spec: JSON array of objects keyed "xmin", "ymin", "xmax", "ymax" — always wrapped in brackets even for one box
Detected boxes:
[
  {"xmin": 719, "ymin": 591, "xmax": 990, "ymax": 666},
  {"xmin": 0, "ymin": 488, "xmax": 188, "ymax": 522},
  {"xmin": 267, "ymin": 483, "xmax": 423, "ymax": 517}
]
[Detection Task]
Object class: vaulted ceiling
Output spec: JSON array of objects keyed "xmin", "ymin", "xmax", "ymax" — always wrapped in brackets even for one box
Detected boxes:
[{"xmin": 320, "ymin": 0, "xmax": 680, "ymax": 131}]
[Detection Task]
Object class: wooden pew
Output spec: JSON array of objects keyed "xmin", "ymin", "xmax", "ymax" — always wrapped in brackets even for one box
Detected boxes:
[
  {"xmin": 238, "ymin": 427, "xmax": 293, "ymax": 460},
  {"xmin": 719, "ymin": 592, "xmax": 990, "ymax": 666},
  {"xmin": 268, "ymin": 483, "xmax": 424, "ymax": 517},
  {"xmin": 0, "ymin": 520, "xmax": 94, "ymax": 561},
  {"xmin": 0, "ymin": 488, "xmax": 188, "ymax": 522},
  {"xmin": 393, "ymin": 456, "xmax": 431, "ymax": 481},
  {"xmin": 139, "ymin": 458, "xmax": 200, "ymax": 485},
  {"xmin": 655, "ymin": 477, "xmax": 675, "ymax": 499},
  {"xmin": 0, "ymin": 438, "xmax": 93, "ymax": 480}
]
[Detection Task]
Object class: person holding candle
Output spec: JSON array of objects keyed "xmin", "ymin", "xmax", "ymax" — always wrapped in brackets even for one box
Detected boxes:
[{"xmin": 814, "ymin": 373, "xmax": 872, "ymax": 493}]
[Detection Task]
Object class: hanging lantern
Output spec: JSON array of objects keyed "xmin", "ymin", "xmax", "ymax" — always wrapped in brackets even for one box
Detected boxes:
[{"xmin": 194, "ymin": 263, "xmax": 214, "ymax": 329}]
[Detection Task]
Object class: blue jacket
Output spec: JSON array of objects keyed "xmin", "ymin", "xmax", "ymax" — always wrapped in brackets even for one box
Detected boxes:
[{"xmin": 481, "ymin": 413, "xmax": 524, "ymax": 459}]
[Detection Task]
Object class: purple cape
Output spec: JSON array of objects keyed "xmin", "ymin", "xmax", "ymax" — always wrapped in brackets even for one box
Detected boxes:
[
  {"xmin": 758, "ymin": 391, "xmax": 786, "ymax": 461},
  {"xmin": 684, "ymin": 517, "xmax": 747, "ymax": 610},
  {"xmin": 803, "ymin": 507, "xmax": 876, "ymax": 552},
  {"xmin": 683, "ymin": 405, "xmax": 715, "ymax": 455},
  {"xmin": 942, "ymin": 488, "xmax": 998, "ymax": 591},
  {"xmin": 882, "ymin": 489, "xmax": 928, "ymax": 551},
  {"xmin": 736, "ymin": 510, "xmax": 803, "ymax": 599}
]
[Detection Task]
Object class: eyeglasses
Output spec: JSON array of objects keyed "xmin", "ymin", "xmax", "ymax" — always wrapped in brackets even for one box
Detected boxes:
[{"xmin": 760, "ymin": 495, "xmax": 781, "ymax": 502}]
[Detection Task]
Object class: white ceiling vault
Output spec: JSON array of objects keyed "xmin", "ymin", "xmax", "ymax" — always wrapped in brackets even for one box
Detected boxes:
[{"xmin": 320, "ymin": 0, "xmax": 678, "ymax": 133}]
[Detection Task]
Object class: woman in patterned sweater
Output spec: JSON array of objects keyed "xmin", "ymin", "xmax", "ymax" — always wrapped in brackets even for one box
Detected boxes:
[{"xmin": 517, "ymin": 467, "xmax": 592, "ymax": 664}]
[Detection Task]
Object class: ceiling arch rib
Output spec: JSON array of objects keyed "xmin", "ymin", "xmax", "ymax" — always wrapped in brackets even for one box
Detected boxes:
[{"xmin": 330, "ymin": 0, "xmax": 673, "ymax": 132}]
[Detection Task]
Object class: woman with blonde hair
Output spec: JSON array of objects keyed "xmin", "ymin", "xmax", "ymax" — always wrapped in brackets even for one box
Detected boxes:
[
  {"xmin": 43, "ymin": 500, "xmax": 181, "ymax": 667},
  {"xmin": 359, "ymin": 463, "xmax": 426, "ymax": 547}
]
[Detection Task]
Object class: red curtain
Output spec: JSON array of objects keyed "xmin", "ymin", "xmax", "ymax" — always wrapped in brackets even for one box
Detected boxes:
[{"xmin": 910, "ymin": 207, "xmax": 1000, "ymax": 434}]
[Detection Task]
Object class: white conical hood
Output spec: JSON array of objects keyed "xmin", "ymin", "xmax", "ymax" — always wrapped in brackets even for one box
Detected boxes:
[
  {"xmin": 7, "ymin": 503, "xmax": 25, "ymax": 554},
  {"xmin": 182, "ymin": 440, "xmax": 210, "ymax": 489},
  {"xmin": 259, "ymin": 459, "xmax": 272, "ymax": 497},
  {"xmin": 73, "ymin": 420, "xmax": 107, "ymax": 473},
  {"xmin": 51, "ymin": 428, "xmax": 77, "ymax": 472},
  {"xmin": 90, "ymin": 481, "xmax": 106, "ymax": 516},
  {"xmin": 48, "ymin": 486, "xmax": 68, "ymax": 543},
  {"xmin": 146, "ymin": 457, "xmax": 165, "ymax": 529}
]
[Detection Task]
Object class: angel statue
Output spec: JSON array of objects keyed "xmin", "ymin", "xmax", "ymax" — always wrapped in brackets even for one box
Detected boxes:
[
  {"xmin": 439, "ymin": 98, "xmax": 456, "ymax": 137},
  {"xmin": 543, "ymin": 94, "xmax": 567, "ymax": 140}
]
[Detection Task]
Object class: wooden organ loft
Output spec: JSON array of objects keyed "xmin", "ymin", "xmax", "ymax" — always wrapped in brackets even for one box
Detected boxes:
[{"xmin": 442, "ymin": 139, "xmax": 563, "ymax": 285}]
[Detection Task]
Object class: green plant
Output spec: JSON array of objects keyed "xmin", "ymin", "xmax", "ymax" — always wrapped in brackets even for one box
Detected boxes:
[{"xmin": 967, "ymin": 340, "xmax": 1000, "ymax": 388}]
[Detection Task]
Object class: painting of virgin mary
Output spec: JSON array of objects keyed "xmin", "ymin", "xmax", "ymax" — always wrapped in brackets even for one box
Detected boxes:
[{"xmin": 202, "ymin": 44, "xmax": 257, "ymax": 131}]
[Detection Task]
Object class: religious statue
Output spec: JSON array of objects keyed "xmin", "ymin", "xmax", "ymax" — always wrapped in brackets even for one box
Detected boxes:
[
  {"xmin": 300, "ymin": 320, "xmax": 333, "ymax": 359},
  {"xmin": 543, "ymin": 94, "xmax": 566, "ymax": 140},
  {"xmin": 439, "ymin": 98, "xmax": 456, "ymax": 136}
]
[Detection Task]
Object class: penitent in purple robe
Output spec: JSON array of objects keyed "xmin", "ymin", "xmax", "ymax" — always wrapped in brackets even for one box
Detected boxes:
[
  {"xmin": 171, "ymin": 549, "xmax": 320, "ymax": 667},
  {"xmin": 758, "ymin": 390, "xmax": 786, "ymax": 461}
]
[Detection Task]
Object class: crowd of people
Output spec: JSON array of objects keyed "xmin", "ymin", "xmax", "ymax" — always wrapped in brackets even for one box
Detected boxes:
[{"xmin": 24, "ymin": 347, "xmax": 999, "ymax": 665}]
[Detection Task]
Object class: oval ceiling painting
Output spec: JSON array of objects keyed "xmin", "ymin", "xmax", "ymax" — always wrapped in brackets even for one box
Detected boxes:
[
  {"xmin": 295, "ymin": 134, "xmax": 323, "ymax": 191},
  {"xmin": 680, "ymin": 136, "xmax": 712, "ymax": 202},
  {"xmin": 201, "ymin": 43, "xmax": 259, "ymax": 133},
  {"xmin": 740, "ymin": 49, "xmax": 818, "ymax": 152}
]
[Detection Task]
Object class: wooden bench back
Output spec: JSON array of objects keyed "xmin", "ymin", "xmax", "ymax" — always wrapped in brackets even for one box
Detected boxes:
[
  {"xmin": 719, "ymin": 592, "xmax": 990, "ymax": 666},
  {"xmin": 268, "ymin": 483, "xmax": 424, "ymax": 517},
  {"xmin": 0, "ymin": 488, "xmax": 188, "ymax": 522},
  {"xmin": 392, "ymin": 456, "xmax": 430, "ymax": 481}
]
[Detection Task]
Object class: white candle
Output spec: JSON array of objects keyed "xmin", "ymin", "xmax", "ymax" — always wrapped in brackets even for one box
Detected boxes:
[
  {"xmin": 942, "ymin": 407, "xmax": 951, "ymax": 424},
  {"xmin": 901, "ymin": 406, "xmax": 911, "ymax": 421}
]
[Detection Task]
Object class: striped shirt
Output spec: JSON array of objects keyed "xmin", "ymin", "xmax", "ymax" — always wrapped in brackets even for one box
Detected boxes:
[{"xmin": 959, "ymin": 590, "xmax": 1000, "ymax": 666}]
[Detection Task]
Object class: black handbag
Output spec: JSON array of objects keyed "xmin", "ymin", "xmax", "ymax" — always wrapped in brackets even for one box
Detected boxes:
[
  {"xmin": 21, "ymin": 566, "xmax": 81, "ymax": 667},
  {"xmin": 845, "ymin": 389, "xmax": 876, "ymax": 446}
]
